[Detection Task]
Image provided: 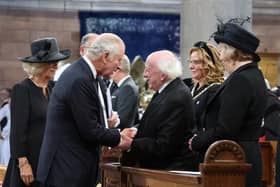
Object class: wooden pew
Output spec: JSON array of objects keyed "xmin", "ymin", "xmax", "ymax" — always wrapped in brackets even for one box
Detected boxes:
[
  {"xmin": 260, "ymin": 141, "xmax": 275, "ymax": 187},
  {"xmin": 101, "ymin": 140, "xmax": 251, "ymax": 187},
  {"xmin": 0, "ymin": 165, "xmax": 6, "ymax": 187}
]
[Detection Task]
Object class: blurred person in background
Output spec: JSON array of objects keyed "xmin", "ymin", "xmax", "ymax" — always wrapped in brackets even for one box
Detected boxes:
[
  {"xmin": 0, "ymin": 88, "xmax": 11, "ymax": 166},
  {"xmin": 80, "ymin": 33, "xmax": 99, "ymax": 56},
  {"xmin": 111, "ymin": 55, "xmax": 139, "ymax": 130}
]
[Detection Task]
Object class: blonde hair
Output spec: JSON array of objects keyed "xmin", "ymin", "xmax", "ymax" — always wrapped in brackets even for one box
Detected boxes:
[
  {"xmin": 22, "ymin": 63, "xmax": 51, "ymax": 78},
  {"xmin": 189, "ymin": 43, "xmax": 224, "ymax": 85}
]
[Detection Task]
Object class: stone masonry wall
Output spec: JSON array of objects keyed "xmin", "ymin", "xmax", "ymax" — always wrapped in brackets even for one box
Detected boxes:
[{"xmin": 0, "ymin": 8, "xmax": 80, "ymax": 89}]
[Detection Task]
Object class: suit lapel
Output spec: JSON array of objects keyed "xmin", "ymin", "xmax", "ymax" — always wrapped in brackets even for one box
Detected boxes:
[
  {"xmin": 93, "ymin": 78, "xmax": 106, "ymax": 126},
  {"xmin": 96, "ymin": 76, "xmax": 109, "ymax": 117},
  {"xmin": 78, "ymin": 59, "xmax": 107, "ymax": 126},
  {"xmin": 141, "ymin": 78, "xmax": 180, "ymax": 122}
]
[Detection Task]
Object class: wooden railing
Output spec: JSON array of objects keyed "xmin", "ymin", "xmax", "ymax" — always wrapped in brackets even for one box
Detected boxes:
[{"xmin": 101, "ymin": 140, "xmax": 252, "ymax": 187}]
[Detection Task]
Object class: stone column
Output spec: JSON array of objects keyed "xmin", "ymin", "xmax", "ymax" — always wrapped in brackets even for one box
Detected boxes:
[{"xmin": 180, "ymin": 0, "xmax": 252, "ymax": 78}]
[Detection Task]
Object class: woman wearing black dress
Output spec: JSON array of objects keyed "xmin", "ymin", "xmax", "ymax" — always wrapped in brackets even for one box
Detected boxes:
[{"xmin": 3, "ymin": 37, "xmax": 71, "ymax": 187}]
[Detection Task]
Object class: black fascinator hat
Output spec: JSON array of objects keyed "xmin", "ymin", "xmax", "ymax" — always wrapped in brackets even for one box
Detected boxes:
[
  {"xmin": 212, "ymin": 17, "xmax": 260, "ymax": 62},
  {"xmin": 18, "ymin": 37, "xmax": 71, "ymax": 63}
]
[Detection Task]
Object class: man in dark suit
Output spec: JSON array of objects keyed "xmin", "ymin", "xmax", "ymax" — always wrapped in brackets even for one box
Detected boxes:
[
  {"xmin": 80, "ymin": 32, "xmax": 119, "ymax": 128},
  {"xmin": 121, "ymin": 50, "xmax": 198, "ymax": 171},
  {"xmin": 37, "ymin": 33, "xmax": 137, "ymax": 187},
  {"xmin": 110, "ymin": 55, "xmax": 139, "ymax": 130}
]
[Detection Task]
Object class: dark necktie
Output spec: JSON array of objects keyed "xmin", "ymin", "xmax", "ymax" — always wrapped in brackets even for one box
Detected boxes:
[
  {"xmin": 96, "ymin": 76, "xmax": 109, "ymax": 117},
  {"xmin": 110, "ymin": 82, "xmax": 118, "ymax": 94},
  {"xmin": 103, "ymin": 79, "xmax": 110, "ymax": 87},
  {"xmin": 150, "ymin": 92, "xmax": 159, "ymax": 102}
]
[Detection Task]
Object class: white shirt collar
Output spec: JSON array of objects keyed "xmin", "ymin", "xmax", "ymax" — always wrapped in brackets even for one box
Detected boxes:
[
  {"xmin": 117, "ymin": 75, "xmax": 130, "ymax": 87},
  {"xmin": 158, "ymin": 79, "xmax": 172, "ymax": 94},
  {"xmin": 83, "ymin": 56, "xmax": 97, "ymax": 79}
]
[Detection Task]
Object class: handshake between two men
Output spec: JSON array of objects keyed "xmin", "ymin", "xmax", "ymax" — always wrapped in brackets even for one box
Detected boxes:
[
  {"xmin": 106, "ymin": 110, "xmax": 137, "ymax": 151},
  {"xmin": 116, "ymin": 127, "xmax": 138, "ymax": 151}
]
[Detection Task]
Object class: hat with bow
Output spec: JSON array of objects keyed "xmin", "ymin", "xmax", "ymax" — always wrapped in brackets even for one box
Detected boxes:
[
  {"xmin": 18, "ymin": 37, "xmax": 71, "ymax": 63},
  {"xmin": 213, "ymin": 18, "xmax": 260, "ymax": 62}
]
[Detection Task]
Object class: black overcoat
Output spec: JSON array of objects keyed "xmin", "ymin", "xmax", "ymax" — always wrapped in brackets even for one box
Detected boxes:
[
  {"xmin": 36, "ymin": 58, "xmax": 120, "ymax": 187},
  {"xmin": 192, "ymin": 62, "xmax": 267, "ymax": 187},
  {"xmin": 122, "ymin": 78, "xmax": 199, "ymax": 171}
]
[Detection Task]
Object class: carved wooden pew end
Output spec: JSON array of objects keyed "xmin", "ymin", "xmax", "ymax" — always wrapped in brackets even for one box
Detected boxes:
[
  {"xmin": 101, "ymin": 140, "xmax": 251, "ymax": 187},
  {"xmin": 200, "ymin": 140, "xmax": 251, "ymax": 187}
]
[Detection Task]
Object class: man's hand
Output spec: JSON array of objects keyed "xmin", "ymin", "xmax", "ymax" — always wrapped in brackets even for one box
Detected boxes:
[
  {"xmin": 108, "ymin": 111, "xmax": 120, "ymax": 128},
  {"xmin": 115, "ymin": 127, "xmax": 138, "ymax": 151},
  {"xmin": 116, "ymin": 133, "xmax": 133, "ymax": 150},
  {"xmin": 121, "ymin": 127, "xmax": 137, "ymax": 138}
]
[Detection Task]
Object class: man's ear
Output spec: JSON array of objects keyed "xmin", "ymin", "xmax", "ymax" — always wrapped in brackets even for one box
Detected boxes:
[
  {"xmin": 160, "ymin": 73, "xmax": 168, "ymax": 82},
  {"xmin": 102, "ymin": 51, "xmax": 110, "ymax": 64}
]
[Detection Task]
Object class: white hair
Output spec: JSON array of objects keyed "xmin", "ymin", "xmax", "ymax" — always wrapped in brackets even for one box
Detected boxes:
[
  {"xmin": 119, "ymin": 55, "xmax": 131, "ymax": 73},
  {"xmin": 86, "ymin": 33, "xmax": 124, "ymax": 61},
  {"xmin": 148, "ymin": 50, "xmax": 182, "ymax": 80}
]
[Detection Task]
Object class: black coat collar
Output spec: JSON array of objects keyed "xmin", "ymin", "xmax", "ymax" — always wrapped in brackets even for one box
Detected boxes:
[{"xmin": 207, "ymin": 62, "xmax": 257, "ymax": 106}]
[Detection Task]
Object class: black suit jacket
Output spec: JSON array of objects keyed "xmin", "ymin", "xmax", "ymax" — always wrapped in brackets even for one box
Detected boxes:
[
  {"xmin": 121, "ymin": 78, "xmax": 198, "ymax": 170},
  {"xmin": 37, "ymin": 58, "xmax": 120, "ymax": 187},
  {"xmin": 111, "ymin": 77, "xmax": 139, "ymax": 130}
]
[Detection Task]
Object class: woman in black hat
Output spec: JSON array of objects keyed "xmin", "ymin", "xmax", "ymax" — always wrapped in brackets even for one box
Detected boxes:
[
  {"xmin": 188, "ymin": 22, "xmax": 267, "ymax": 187},
  {"xmin": 3, "ymin": 37, "xmax": 71, "ymax": 187}
]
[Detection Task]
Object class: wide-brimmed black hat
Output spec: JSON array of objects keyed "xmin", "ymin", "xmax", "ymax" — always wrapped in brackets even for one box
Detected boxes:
[
  {"xmin": 214, "ymin": 22, "xmax": 260, "ymax": 62},
  {"xmin": 18, "ymin": 37, "xmax": 71, "ymax": 63}
]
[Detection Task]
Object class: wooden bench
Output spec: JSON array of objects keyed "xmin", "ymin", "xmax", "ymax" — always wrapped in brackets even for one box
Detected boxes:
[
  {"xmin": 0, "ymin": 165, "xmax": 7, "ymax": 187},
  {"xmin": 101, "ymin": 140, "xmax": 251, "ymax": 187},
  {"xmin": 260, "ymin": 141, "xmax": 275, "ymax": 187}
]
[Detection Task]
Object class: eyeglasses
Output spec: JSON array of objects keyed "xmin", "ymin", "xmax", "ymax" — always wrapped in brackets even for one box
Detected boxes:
[{"xmin": 193, "ymin": 41, "xmax": 215, "ymax": 64}]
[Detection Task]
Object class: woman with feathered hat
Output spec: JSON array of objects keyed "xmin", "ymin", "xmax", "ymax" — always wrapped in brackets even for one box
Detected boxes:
[
  {"xmin": 3, "ymin": 37, "xmax": 71, "ymax": 187},
  {"xmin": 188, "ymin": 20, "xmax": 266, "ymax": 187}
]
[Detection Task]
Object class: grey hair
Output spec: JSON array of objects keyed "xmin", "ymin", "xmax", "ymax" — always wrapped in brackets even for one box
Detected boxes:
[
  {"xmin": 22, "ymin": 63, "xmax": 49, "ymax": 77},
  {"xmin": 119, "ymin": 55, "xmax": 131, "ymax": 73},
  {"xmin": 80, "ymin": 33, "xmax": 98, "ymax": 47},
  {"xmin": 152, "ymin": 50, "xmax": 182, "ymax": 80},
  {"xmin": 86, "ymin": 33, "xmax": 124, "ymax": 61}
]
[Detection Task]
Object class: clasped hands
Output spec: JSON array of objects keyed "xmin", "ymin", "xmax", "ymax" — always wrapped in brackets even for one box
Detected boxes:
[{"xmin": 116, "ymin": 127, "xmax": 137, "ymax": 151}]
